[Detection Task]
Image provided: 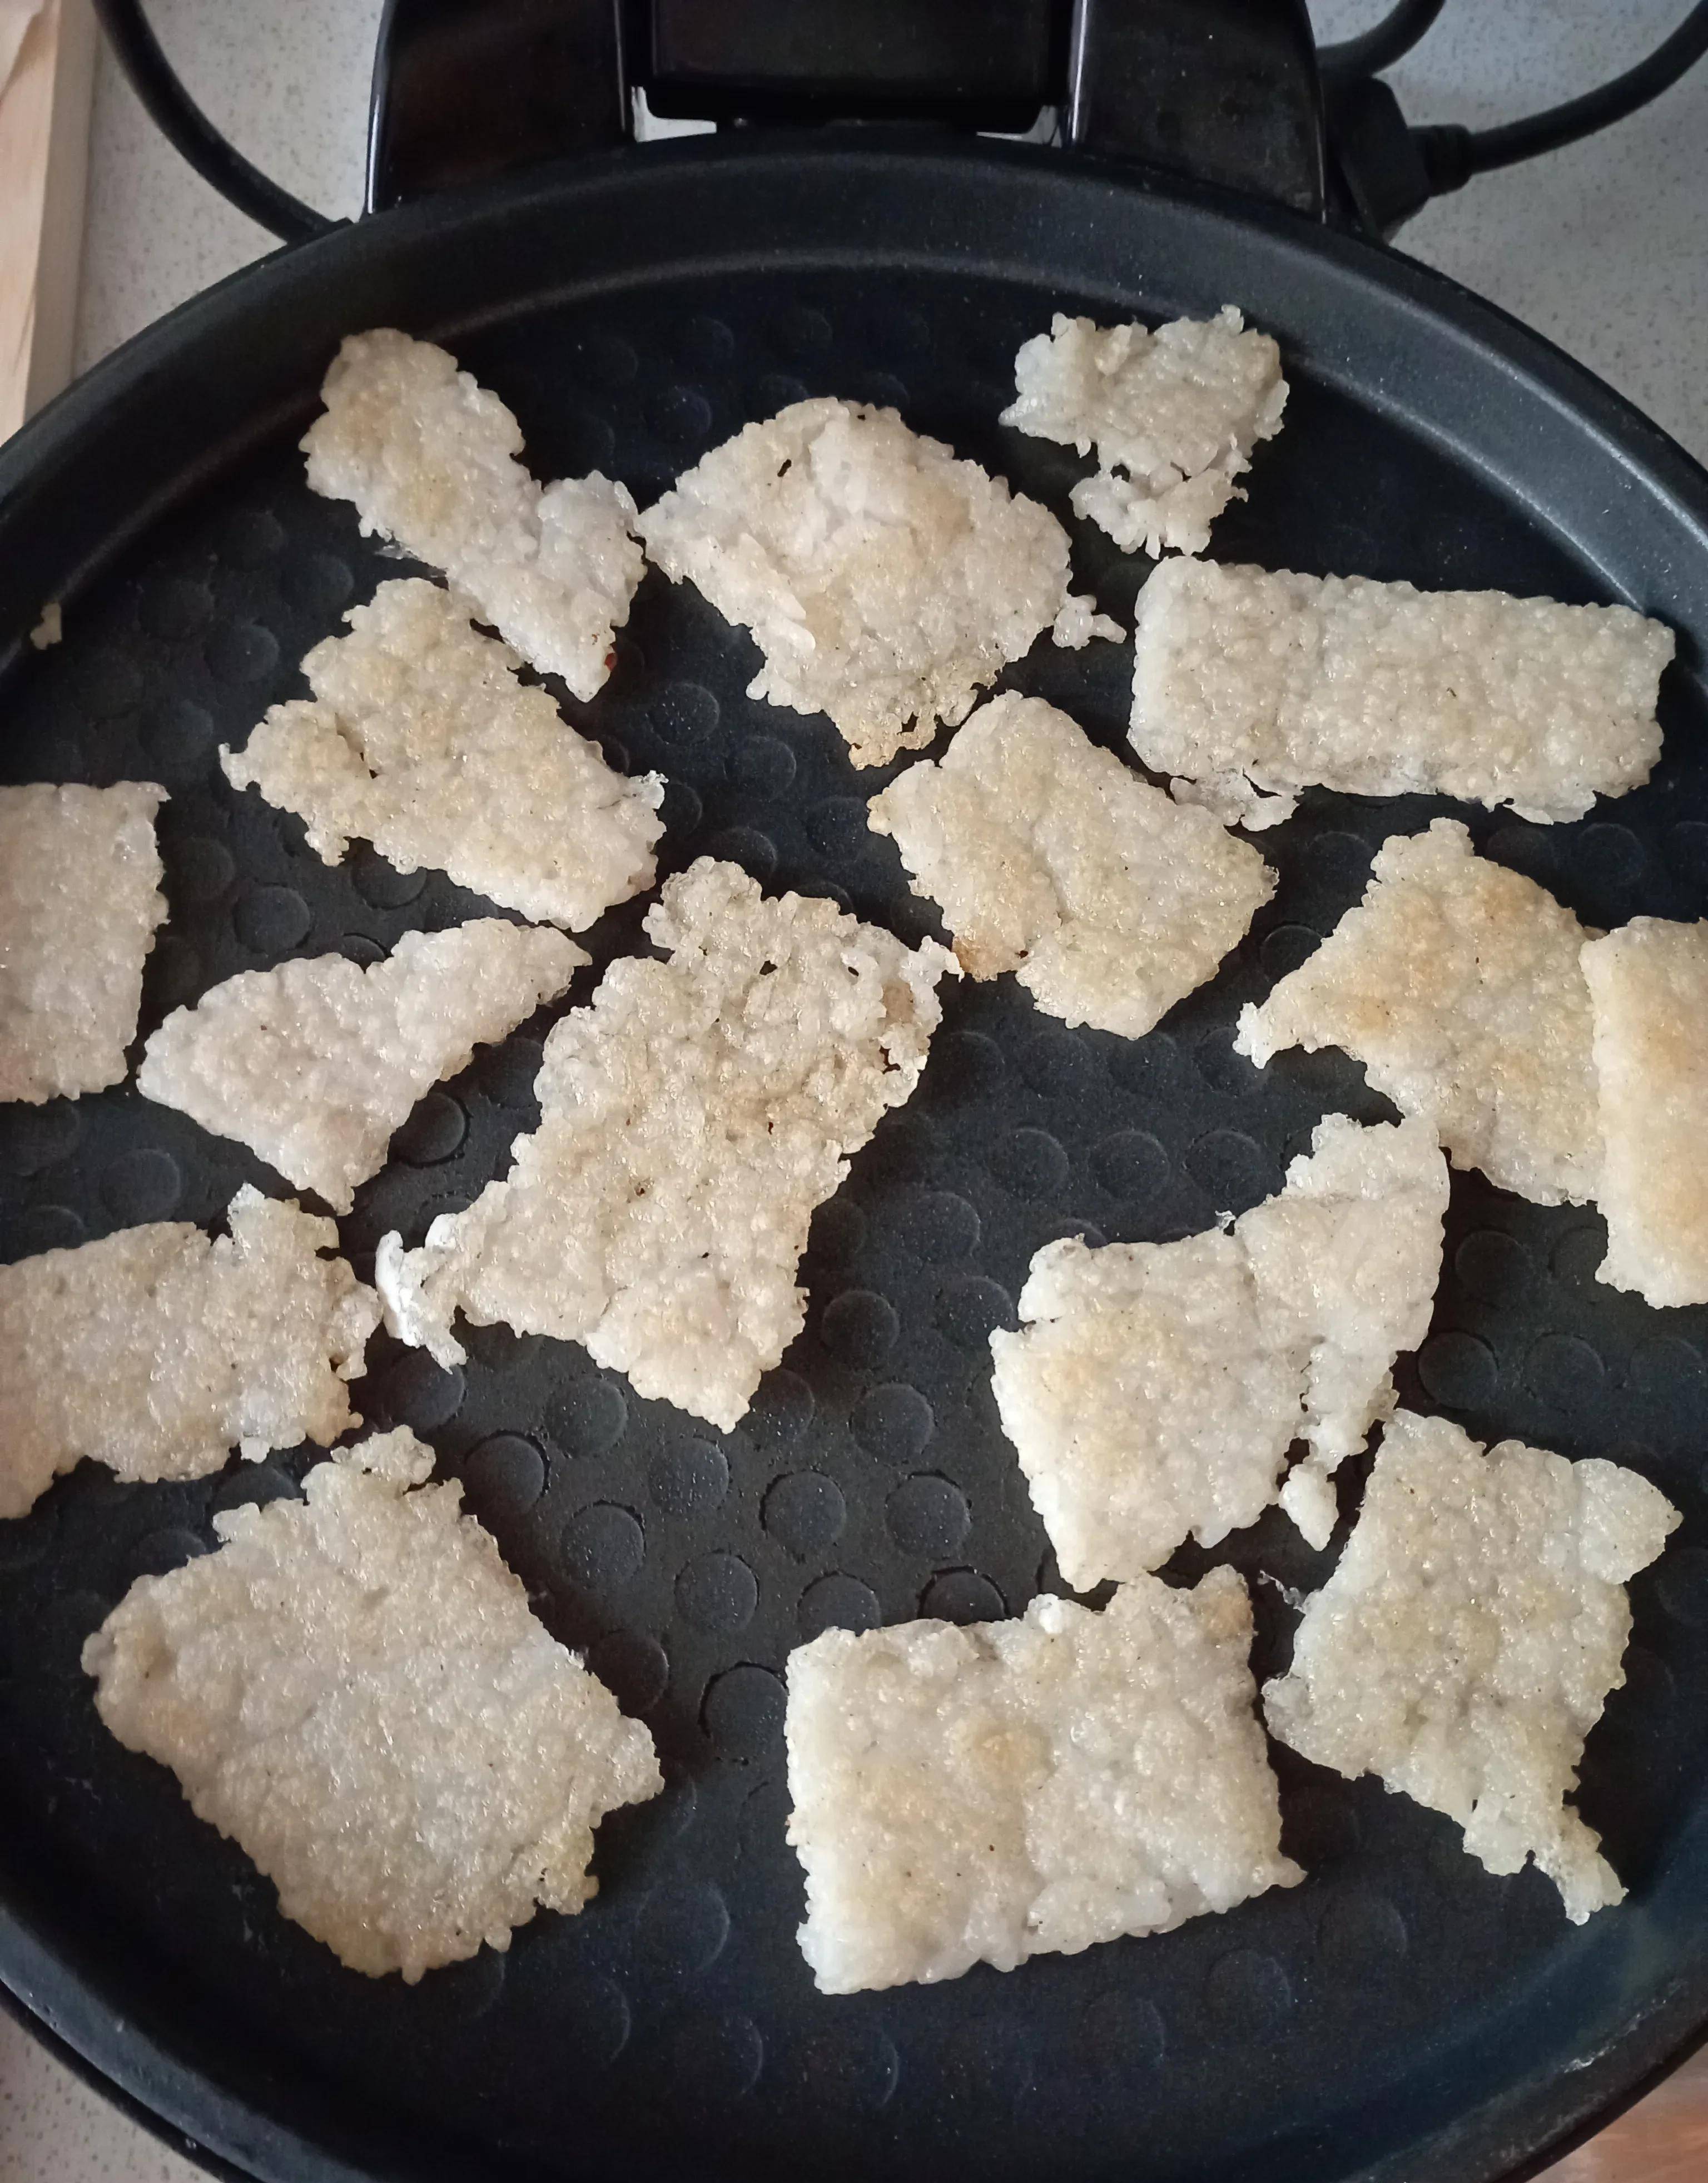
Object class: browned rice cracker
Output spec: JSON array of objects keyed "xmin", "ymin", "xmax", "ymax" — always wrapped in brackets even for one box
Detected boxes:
[
  {"xmin": 83, "ymin": 1427, "xmax": 662, "ymax": 1980},
  {"xmin": 1265, "ymin": 1408, "xmax": 1679, "ymax": 1923}
]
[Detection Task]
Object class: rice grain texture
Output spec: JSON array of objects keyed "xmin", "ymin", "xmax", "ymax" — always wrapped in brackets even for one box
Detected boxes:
[
  {"xmin": 1583, "ymin": 918, "xmax": 1708, "ymax": 1306},
  {"xmin": 786, "ymin": 1569, "xmax": 1300, "ymax": 1994},
  {"xmin": 867, "ymin": 691, "xmax": 1274, "ymax": 1036},
  {"xmin": 1264, "ymin": 1408, "xmax": 1679, "ymax": 1923},
  {"xmin": 377, "ymin": 858, "xmax": 955, "ymax": 1428},
  {"xmin": 637, "ymin": 397, "xmax": 1120, "ymax": 767},
  {"xmin": 0, "ymin": 781, "xmax": 167, "ymax": 1103},
  {"xmin": 222, "ymin": 580, "xmax": 663, "ymax": 930},
  {"xmin": 0, "ymin": 1186, "xmax": 379, "ymax": 1519},
  {"xmin": 302, "ymin": 330, "xmax": 644, "ymax": 701},
  {"xmin": 990, "ymin": 1114, "xmax": 1447, "ymax": 1575},
  {"xmin": 1235, "ymin": 820, "xmax": 1601, "ymax": 1206},
  {"xmin": 82, "ymin": 1427, "xmax": 662, "ymax": 1980},
  {"xmin": 1130, "ymin": 560, "xmax": 1672, "ymax": 828},
  {"xmin": 138, "ymin": 921, "xmax": 584, "ymax": 1212},
  {"xmin": 1001, "ymin": 306, "xmax": 1288, "ymax": 557}
]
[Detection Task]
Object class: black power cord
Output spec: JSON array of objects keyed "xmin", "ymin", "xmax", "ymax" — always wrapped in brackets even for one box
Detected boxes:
[{"xmin": 90, "ymin": 0, "xmax": 336, "ymax": 246}]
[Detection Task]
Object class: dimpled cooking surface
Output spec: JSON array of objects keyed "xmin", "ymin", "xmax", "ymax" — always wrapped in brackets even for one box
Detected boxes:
[{"xmin": 2, "ymin": 259, "xmax": 1708, "ymax": 2183}]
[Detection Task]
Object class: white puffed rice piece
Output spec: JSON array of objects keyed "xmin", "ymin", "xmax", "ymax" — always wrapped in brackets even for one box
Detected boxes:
[
  {"xmin": 222, "ymin": 579, "xmax": 663, "ymax": 930},
  {"xmin": 1583, "ymin": 918, "xmax": 1708, "ymax": 1306},
  {"xmin": 138, "ymin": 921, "xmax": 584, "ymax": 1212},
  {"xmin": 868, "ymin": 690, "xmax": 1273, "ymax": 1036},
  {"xmin": 1236, "ymin": 820, "xmax": 1601, "ymax": 1207},
  {"xmin": 1264, "ymin": 1408, "xmax": 1679, "ymax": 1923},
  {"xmin": 1130, "ymin": 559, "xmax": 1673, "ymax": 829},
  {"xmin": 377, "ymin": 858, "xmax": 955, "ymax": 1429},
  {"xmin": 637, "ymin": 397, "xmax": 1119, "ymax": 768},
  {"xmin": 83, "ymin": 1426, "xmax": 661, "ymax": 1980},
  {"xmin": 0, "ymin": 1185, "xmax": 378, "ymax": 1519},
  {"xmin": 990, "ymin": 1114, "xmax": 1447, "ymax": 1576},
  {"xmin": 302, "ymin": 330, "xmax": 644, "ymax": 701},
  {"xmin": 0, "ymin": 781, "xmax": 167, "ymax": 1103},
  {"xmin": 1001, "ymin": 306, "xmax": 1288, "ymax": 557},
  {"xmin": 786, "ymin": 1567, "xmax": 1300, "ymax": 1995}
]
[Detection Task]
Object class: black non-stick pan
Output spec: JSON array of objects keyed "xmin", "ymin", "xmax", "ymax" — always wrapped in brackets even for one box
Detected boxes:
[{"xmin": 3, "ymin": 6, "xmax": 1708, "ymax": 2181}]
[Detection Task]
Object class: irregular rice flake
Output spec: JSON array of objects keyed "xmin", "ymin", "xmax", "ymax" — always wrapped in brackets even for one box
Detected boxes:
[
  {"xmin": 29, "ymin": 602, "xmax": 62, "ymax": 649},
  {"xmin": 82, "ymin": 1426, "xmax": 661, "ymax": 1980},
  {"xmin": 1001, "ymin": 306, "xmax": 1288, "ymax": 557},
  {"xmin": 868, "ymin": 690, "xmax": 1273, "ymax": 1036},
  {"xmin": 637, "ymin": 397, "xmax": 1120, "ymax": 768},
  {"xmin": 1583, "ymin": 919, "xmax": 1708, "ymax": 1306},
  {"xmin": 0, "ymin": 781, "xmax": 166, "ymax": 1103},
  {"xmin": 222, "ymin": 580, "xmax": 663, "ymax": 930},
  {"xmin": 786, "ymin": 1568, "xmax": 1300, "ymax": 1995},
  {"xmin": 138, "ymin": 921, "xmax": 584, "ymax": 1213},
  {"xmin": 1130, "ymin": 559, "xmax": 1674, "ymax": 828},
  {"xmin": 0, "ymin": 1186, "xmax": 378, "ymax": 1520},
  {"xmin": 301, "ymin": 329, "xmax": 644, "ymax": 701},
  {"xmin": 376, "ymin": 858, "xmax": 955, "ymax": 1429},
  {"xmin": 1264, "ymin": 1408, "xmax": 1679, "ymax": 1923},
  {"xmin": 1236, "ymin": 819, "xmax": 1601, "ymax": 1207},
  {"xmin": 990, "ymin": 1114, "xmax": 1447, "ymax": 1577}
]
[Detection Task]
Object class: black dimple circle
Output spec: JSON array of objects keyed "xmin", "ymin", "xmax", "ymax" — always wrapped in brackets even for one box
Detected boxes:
[
  {"xmin": 587, "ymin": 1629, "xmax": 669, "ymax": 1715},
  {"xmin": 559, "ymin": 411, "xmax": 617, "ymax": 473},
  {"xmin": 1194, "ymin": 1029, "xmax": 1258, "ymax": 1096},
  {"xmin": 668, "ymin": 2011, "xmax": 763, "ymax": 2106},
  {"xmin": 1574, "ymin": 822, "xmax": 1645, "ymax": 889},
  {"xmin": 352, "ymin": 844, "xmax": 426, "ymax": 907},
  {"xmin": 638, "ymin": 1881, "xmax": 729, "ymax": 1974},
  {"xmin": 75, "ymin": 648, "xmax": 143, "ymax": 717},
  {"xmin": 573, "ymin": 331, "xmax": 639, "ymax": 388},
  {"xmin": 1618, "ymin": 1643, "xmax": 1676, "ymax": 1713},
  {"xmin": 746, "ymin": 1370, "xmax": 813, "ymax": 1450},
  {"xmin": 799, "ymin": 1572, "xmax": 882, "ymax": 1639},
  {"xmin": 16, "ymin": 1204, "xmax": 85, "ymax": 1254},
  {"xmin": 920, "ymin": 1569, "xmax": 1005, "ymax": 1624},
  {"xmin": 1485, "ymin": 823, "xmax": 1556, "ymax": 885},
  {"xmin": 1, "ymin": 1103, "xmax": 81, "ymax": 1177},
  {"xmin": 702, "ymin": 826, "xmax": 777, "ymax": 879},
  {"xmin": 886, "ymin": 1473, "xmax": 971, "ymax": 1558},
  {"xmin": 205, "ymin": 621, "xmax": 280, "ymax": 684},
  {"xmin": 210, "ymin": 1462, "xmax": 300, "ymax": 1518},
  {"xmin": 221, "ymin": 509, "xmax": 285, "ymax": 565},
  {"xmin": 1550, "ymin": 1224, "xmax": 1606, "ymax": 1294},
  {"xmin": 149, "ymin": 934, "xmax": 203, "ymax": 1009},
  {"xmin": 381, "ymin": 1352, "xmax": 464, "ymax": 1431},
  {"xmin": 142, "ymin": 699, "xmax": 215, "ymax": 771},
  {"xmin": 234, "ymin": 884, "xmax": 311, "ymax": 954},
  {"xmin": 784, "ymin": 2026, "xmax": 899, "ymax": 2113},
  {"xmin": 777, "ymin": 305, "xmax": 832, "ymax": 356},
  {"xmin": 650, "ymin": 681, "xmax": 721, "ymax": 742},
  {"xmin": 821, "ymin": 1289, "xmax": 899, "ymax": 1368},
  {"xmin": 1019, "ymin": 1030, "xmax": 1098, "ymax": 1097},
  {"xmin": 730, "ymin": 735, "xmax": 797, "ymax": 798},
  {"xmin": 681, "ymin": 314, "xmax": 736, "ymax": 368},
  {"xmin": 1110, "ymin": 1030, "xmax": 1179, "ymax": 1098},
  {"xmin": 763, "ymin": 1471, "xmax": 846, "ymax": 1557},
  {"xmin": 677, "ymin": 1551, "xmax": 759, "ymax": 1633},
  {"xmin": 702, "ymin": 1662, "xmax": 786, "ymax": 1759},
  {"xmin": 341, "ymin": 935, "xmax": 384, "ymax": 968},
  {"xmin": 806, "ymin": 798, "xmax": 871, "ymax": 862},
  {"xmin": 1416, "ymin": 1330, "xmax": 1499, "ymax": 1410},
  {"xmin": 1454, "ymin": 1229, "xmax": 1533, "ymax": 1307},
  {"xmin": 1186, "ymin": 1129, "xmax": 1276, "ymax": 1208},
  {"xmin": 908, "ymin": 1191, "xmax": 981, "ymax": 1263},
  {"xmin": 935, "ymin": 1276, "xmax": 1017, "ymax": 1352},
  {"xmin": 1091, "ymin": 1129, "xmax": 1171, "ymax": 1202},
  {"xmin": 1259, "ymin": 923, "xmax": 1320, "ymax": 980},
  {"xmin": 1523, "ymin": 1332, "xmax": 1605, "ymax": 1410},
  {"xmin": 1203, "ymin": 1949, "xmax": 1293, "ymax": 2040},
  {"xmin": 172, "ymin": 835, "xmax": 236, "ymax": 908},
  {"xmin": 1308, "ymin": 830, "xmax": 1373, "ymax": 897},
  {"xmin": 808, "ymin": 1195, "xmax": 867, "ymax": 1266},
  {"xmin": 128, "ymin": 1528, "xmax": 209, "ymax": 1580},
  {"xmin": 394, "ymin": 1092, "xmax": 468, "ymax": 1167},
  {"xmin": 545, "ymin": 1377, "xmax": 628, "ymax": 1458},
  {"xmin": 1657, "ymin": 1546, "xmax": 1708, "ymax": 1629},
  {"xmin": 928, "ymin": 1030, "xmax": 1005, "ymax": 1104},
  {"xmin": 851, "ymin": 1383, "xmax": 934, "ymax": 1465},
  {"xmin": 659, "ymin": 777, "xmax": 704, "ymax": 836},
  {"xmin": 1630, "ymin": 1337, "xmax": 1708, "ymax": 1409},
  {"xmin": 140, "ymin": 578, "xmax": 213, "ymax": 643},
  {"xmin": 1317, "ymin": 1892, "xmax": 1408, "ymax": 1983},
  {"xmin": 462, "ymin": 1433, "xmax": 545, "ymax": 1524},
  {"xmin": 561, "ymin": 1503, "xmax": 645, "ymax": 1591},
  {"xmin": 755, "ymin": 372, "xmax": 809, "ymax": 413},
  {"xmin": 990, "ymin": 1127, "xmax": 1068, "ymax": 1198},
  {"xmin": 652, "ymin": 386, "xmax": 715, "ymax": 443},
  {"xmin": 483, "ymin": 1036, "xmax": 543, "ymax": 1109},
  {"xmin": 1083, "ymin": 1991, "xmax": 1165, "ymax": 2073},
  {"xmin": 100, "ymin": 1147, "xmax": 182, "ymax": 1223},
  {"xmin": 1666, "ymin": 820, "xmax": 1708, "ymax": 891},
  {"xmin": 649, "ymin": 1440, "xmax": 729, "ymax": 1516},
  {"xmin": 555, "ymin": 1976, "xmax": 630, "ymax": 2067},
  {"xmin": 282, "ymin": 554, "xmax": 355, "ymax": 616}
]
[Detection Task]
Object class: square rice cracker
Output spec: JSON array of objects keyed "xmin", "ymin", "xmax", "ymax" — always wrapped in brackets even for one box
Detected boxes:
[
  {"xmin": 786, "ymin": 1569, "xmax": 1300, "ymax": 1995},
  {"xmin": 1264, "ymin": 1408, "xmax": 1679, "ymax": 1923},
  {"xmin": 0, "ymin": 781, "xmax": 167, "ymax": 1103}
]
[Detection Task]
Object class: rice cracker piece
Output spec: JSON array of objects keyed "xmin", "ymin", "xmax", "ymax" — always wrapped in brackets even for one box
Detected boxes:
[
  {"xmin": 0, "ymin": 1185, "xmax": 378, "ymax": 1520},
  {"xmin": 786, "ymin": 1568, "xmax": 1300, "ymax": 1995},
  {"xmin": 0, "ymin": 781, "xmax": 167, "ymax": 1103},
  {"xmin": 139, "ymin": 921, "xmax": 584, "ymax": 1213},
  {"xmin": 1582, "ymin": 918, "xmax": 1708, "ymax": 1306},
  {"xmin": 377, "ymin": 858, "xmax": 955, "ymax": 1430},
  {"xmin": 637, "ymin": 397, "xmax": 1120, "ymax": 768},
  {"xmin": 991, "ymin": 1114, "xmax": 1447, "ymax": 1575},
  {"xmin": 867, "ymin": 691, "xmax": 1274, "ymax": 1038},
  {"xmin": 83, "ymin": 1426, "xmax": 661, "ymax": 1980},
  {"xmin": 222, "ymin": 580, "xmax": 663, "ymax": 930},
  {"xmin": 1001, "ymin": 306, "xmax": 1288, "ymax": 557},
  {"xmin": 1236, "ymin": 820, "xmax": 1600, "ymax": 1206},
  {"xmin": 1265, "ymin": 1408, "xmax": 1678, "ymax": 1923},
  {"xmin": 302, "ymin": 329, "xmax": 644, "ymax": 701},
  {"xmin": 1131, "ymin": 559, "xmax": 1673, "ymax": 829}
]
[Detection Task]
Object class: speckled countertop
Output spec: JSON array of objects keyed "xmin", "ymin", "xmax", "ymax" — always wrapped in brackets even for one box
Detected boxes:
[{"xmin": 6, "ymin": 3, "xmax": 1708, "ymax": 2179}]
